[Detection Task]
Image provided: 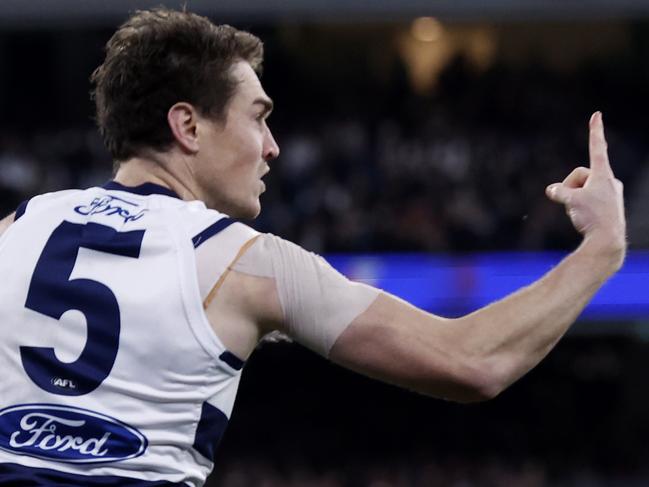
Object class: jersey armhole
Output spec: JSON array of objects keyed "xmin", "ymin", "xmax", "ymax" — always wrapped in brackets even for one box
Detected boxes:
[{"xmin": 172, "ymin": 214, "xmax": 257, "ymax": 373}]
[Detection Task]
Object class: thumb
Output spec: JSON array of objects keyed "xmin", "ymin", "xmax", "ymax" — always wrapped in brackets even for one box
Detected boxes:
[{"xmin": 546, "ymin": 183, "xmax": 574, "ymax": 205}]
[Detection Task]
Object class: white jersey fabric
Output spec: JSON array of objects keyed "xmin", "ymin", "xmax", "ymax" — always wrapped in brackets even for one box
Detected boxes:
[{"xmin": 0, "ymin": 182, "xmax": 257, "ymax": 486}]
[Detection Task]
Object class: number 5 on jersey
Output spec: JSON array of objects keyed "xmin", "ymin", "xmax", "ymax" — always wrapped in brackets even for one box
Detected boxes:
[{"xmin": 21, "ymin": 221, "xmax": 145, "ymax": 396}]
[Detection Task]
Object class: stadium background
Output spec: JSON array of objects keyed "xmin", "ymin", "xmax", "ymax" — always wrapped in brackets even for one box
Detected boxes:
[{"xmin": 2, "ymin": 1, "xmax": 649, "ymax": 485}]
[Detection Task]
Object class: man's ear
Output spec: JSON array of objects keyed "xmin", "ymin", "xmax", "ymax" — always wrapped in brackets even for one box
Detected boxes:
[{"xmin": 167, "ymin": 102, "xmax": 200, "ymax": 154}]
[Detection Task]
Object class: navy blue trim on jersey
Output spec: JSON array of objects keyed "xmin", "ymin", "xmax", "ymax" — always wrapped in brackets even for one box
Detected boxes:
[
  {"xmin": 102, "ymin": 181, "xmax": 180, "ymax": 199},
  {"xmin": 191, "ymin": 218, "xmax": 235, "ymax": 248},
  {"xmin": 14, "ymin": 199, "xmax": 29, "ymax": 221},
  {"xmin": 0, "ymin": 463, "xmax": 185, "ymax": 486},
  {"xmin": 193, "ymin": 402, "xmax": 229, "ymax": 461},
  {"xmin": 219, "ymin": 350, "xmax": 245, "ymax": 370}
]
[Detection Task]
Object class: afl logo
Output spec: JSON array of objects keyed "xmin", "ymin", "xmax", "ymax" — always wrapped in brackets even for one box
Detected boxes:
[
  {"xmin": 0, "ymin": 404, "xmax": 147, "ymax": 463},
  {"xmin": 51, "ymin": 377, "xmax": 77, "ymax": 389}
]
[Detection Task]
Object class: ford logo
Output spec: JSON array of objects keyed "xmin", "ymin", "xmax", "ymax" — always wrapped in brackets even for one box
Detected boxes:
[{"xmin": 0, "ymin": 404, "xmax": 147, "ymax": 463}]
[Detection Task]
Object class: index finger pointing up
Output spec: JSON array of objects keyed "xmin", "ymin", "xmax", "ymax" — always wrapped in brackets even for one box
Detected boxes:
[{"xmin": 589, "ymin": 111, "xmax": 614, "ymax": 178}]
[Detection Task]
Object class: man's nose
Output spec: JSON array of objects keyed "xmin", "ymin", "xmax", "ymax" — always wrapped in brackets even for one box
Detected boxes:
[{"xmin": 264, "ymin": 129, "xmax": 280, "ymax": 161}]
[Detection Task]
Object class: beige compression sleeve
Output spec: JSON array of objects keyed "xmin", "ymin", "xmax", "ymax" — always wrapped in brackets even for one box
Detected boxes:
[{"xmin": 231, "ymin": 234, "xmax": 380, "ymax": 357}]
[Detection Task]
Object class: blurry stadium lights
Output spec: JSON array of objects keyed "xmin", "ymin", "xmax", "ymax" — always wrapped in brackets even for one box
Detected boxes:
[
  {"xmin": 411, "ymin": 16, "xmax": 444, "ymax": 43},
  {"xmin": 398, "ymin": 19, "xmax": 451, "ymax": 94},
  {"xmin": 398, "ymin": 23, "xmax": 496, "ymax": 94}
]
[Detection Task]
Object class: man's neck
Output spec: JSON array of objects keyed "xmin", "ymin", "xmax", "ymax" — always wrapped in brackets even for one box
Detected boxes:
[{"xmin": 113, "ymin": 155, "xmax": 200, "ymax": 202}]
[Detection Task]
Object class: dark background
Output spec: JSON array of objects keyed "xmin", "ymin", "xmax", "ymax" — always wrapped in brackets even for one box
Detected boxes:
[{"xmin": 2, "ymin": 2, "xmax": 649, "ymax": 485}]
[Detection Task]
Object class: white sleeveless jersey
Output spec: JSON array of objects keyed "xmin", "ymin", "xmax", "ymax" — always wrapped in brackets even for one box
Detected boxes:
[{"xmin": 0, "ymin": 182, "xmax": 257, "ymax": 486}]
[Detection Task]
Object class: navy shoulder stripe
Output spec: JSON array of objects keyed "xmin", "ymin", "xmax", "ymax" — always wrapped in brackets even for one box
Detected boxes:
[
  {"xmin": 14, "ymin": 199, "xmax": 29, "ymax": 221},
  {"xmin": 192, "ymin": 218, "xmax": 235, "ymax": 248}
]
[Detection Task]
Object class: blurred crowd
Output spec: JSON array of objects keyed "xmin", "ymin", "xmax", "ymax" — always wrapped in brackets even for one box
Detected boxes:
[
  {"xmin": 1, "ymin": 53, "xmax": 647, "ymax": 252},
  {"xmin": 199, "ymin": 335, "xmax": 649, "ymax": 487},
  {"xmin": 209, "ymin": 460, "xmax": 649, "ymax": 487},
  {"xmin": 2, "ymin": 21, "xmax": 649, "ymax": 487}
]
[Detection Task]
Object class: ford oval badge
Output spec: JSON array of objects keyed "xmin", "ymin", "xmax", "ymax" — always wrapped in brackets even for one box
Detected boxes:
[{"xmin": 0, "ymin": 404, "xmax": 147, "ymax": 463}]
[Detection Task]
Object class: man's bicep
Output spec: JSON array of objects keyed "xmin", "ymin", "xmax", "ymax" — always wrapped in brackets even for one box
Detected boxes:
[
  {"xmin": 232, "ymin": 233, "xmax": 379, "ymax": 356},
  {"xmin": 0, "ymin": 212, "xmax": 16, "ymax": 238},
  {"xmin": 233, "ymin": 234, "xmax": 487, "ymax": 400},
  {"xmin": 328, "ymin": 292, "xmax": 485, "ymax": 401}
]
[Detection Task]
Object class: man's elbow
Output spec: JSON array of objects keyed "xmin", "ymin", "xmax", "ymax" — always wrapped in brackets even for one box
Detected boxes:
[
  {"xmin": 441, "ymin": 359, "xmax": 510, "ymax": 404},
  {"xmin": 461, "ymin": 371, "xmax": 507, "ymax": 403}
]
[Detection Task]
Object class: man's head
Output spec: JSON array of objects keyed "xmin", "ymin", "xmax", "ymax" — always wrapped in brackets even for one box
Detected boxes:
[
  {"xmin": 92, "ymin": 8, "xmax": 262, "ymax": 161},
  {"xmin": 91, "ymin": 8, "xmax": 279, "ymax": 218}
]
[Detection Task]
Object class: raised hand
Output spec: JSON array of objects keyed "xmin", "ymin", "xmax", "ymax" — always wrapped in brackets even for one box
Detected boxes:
[{"xmin": 545, "ymin": 112, "xmax": 626, "ymax": 269}]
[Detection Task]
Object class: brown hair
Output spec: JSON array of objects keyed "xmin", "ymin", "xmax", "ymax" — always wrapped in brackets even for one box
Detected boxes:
[{"xmin": 91, "ymin": 7, "xmax": 263, "ymax": 162}]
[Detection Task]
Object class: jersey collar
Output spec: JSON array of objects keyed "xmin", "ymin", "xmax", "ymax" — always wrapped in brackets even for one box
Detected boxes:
[{"xmin": 102, "ymin": 181, "xmax": 181, "ymax": 199}]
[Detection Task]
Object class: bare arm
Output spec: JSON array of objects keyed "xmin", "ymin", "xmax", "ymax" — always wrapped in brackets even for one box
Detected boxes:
[
  {"xmin": 0, "ymin": 212, "xmax": 15, "ymax": 238},
  {"xmin": 329, "ymin": 112, "xmax": 625, "ymax": 402},
  {"xmin": 211, "ymin": 113, "xmax": 624, "ymax": 404},
  {"xmin": 329, "ymin": 240, "xmax": 617, "ymax": 402}
]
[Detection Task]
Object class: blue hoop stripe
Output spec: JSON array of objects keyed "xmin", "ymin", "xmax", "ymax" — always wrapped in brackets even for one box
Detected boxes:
[
  {"xmin": 192, "ymin": 402, "xmax": 229, "ymax": 462},
  {"xmin": 0, "ymin": 462, "xmax": 185, "ymax": 485}
]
